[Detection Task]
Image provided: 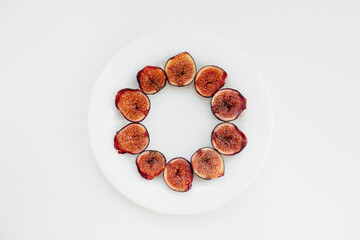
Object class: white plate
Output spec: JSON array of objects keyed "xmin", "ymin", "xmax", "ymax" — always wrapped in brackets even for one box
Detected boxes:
[{"xmin": 88, "ymin": 30, "xmax": 273, "ymax": 215}]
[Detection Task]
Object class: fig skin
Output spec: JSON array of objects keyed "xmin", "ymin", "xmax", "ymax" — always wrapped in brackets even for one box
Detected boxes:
[
  {"xmin": 114, "ymin": 123, "xmax": 150, "ymax": 155},
  {"xmin": 211, "ymin": 123, "xmax": 247, "ymax": 156},
  {"xmin": 164, "ymin": 52, "xmax": 197, "ymax": 87},
  {"xmin": 195, "ymin": 65, "xmax": 227, "ymax": 98},
  {"xmin": 115, "ymin": 88, "xmax": 150, "ymax": 122},
  {"xmin": 211, "ymin": 88, "xmax": 247, "ymax": 121},
  {"xmin": 136, "ymin": 150, "xmax": 166, "ymax": 180},
  {"xmin": 190, "ymin": 147, "xmax": 224, "ymax": 180},
  {"xmin": 137, "ymin": 66, "xmax": 167, "ymax": 94},
  {"xmin": 164, "ymin": 158, "xmax": 193, "ymax": 192}
]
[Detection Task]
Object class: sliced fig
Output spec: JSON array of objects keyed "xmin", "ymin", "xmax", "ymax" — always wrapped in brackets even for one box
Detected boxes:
[
  {"xmin": 194, "ymin": 66, "xmax": 227, "ymax": 97},
  {"xmin": 114, "ymin": 123, "xmax": 149, "ymax": 155},
  {"xmin": 211, "ymin": 123, "xmax": 247, "ymax": 155},
  {"xmin": 190, "ymin": 147, "xmax": 224, "ymax": 179},
  {"xmin": 164, "ymin": 158, "xmax": 193, "ymax": 192},
  {"xmin": 136, "ymin": 150, "xmax": 166, "ymax": 180},
  {"xmin": 115, "ymin": 88, "xmax": 150, "ymax": 122},
  {"xmin": 164, "ymin": 52, "xmax": 196, "ymax": 87},
  {"xmin": 211, "ymin": 88, "xmax": 247, "ymax": 121},
  {"xmin": 137, "ymin": 66, "xmax": 167, "ymax": 94}
]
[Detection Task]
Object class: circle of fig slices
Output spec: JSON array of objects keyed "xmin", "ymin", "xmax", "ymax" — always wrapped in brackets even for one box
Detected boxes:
[
  {"xmin": 114, "ymin": 123, "xmax": 149, "ymax": 155},
  {"xmin": 211, "ymin": 123, "xmax": 247, "ymax": 156},
  {"xmin": 137, "ymin": 66, "xmax": 167, "ymax": 94},
  {"xmin": 115, "ymin": 88, "xmax": 150, "ymax": 122},
  {"xmin": 194, "ymin": 65, "xmax": 227, "ymax": 98},
  {"xmin": 164, "ymin": 158, "xmax": 193, "ymax": 192},
  {"xmin": 190, "ymin": 147, "xmax": 224, "ymax": 180},
  {"xmin": 164, "ymin": 52, "xmax": 196, "ymax": 87},
  {"xmin": 211, "ymin": 88, "xmax": 247, "ymax": 121},
  {"xmin": 136, "ymin": 150, "xmax": 166, "ymax": 180}
]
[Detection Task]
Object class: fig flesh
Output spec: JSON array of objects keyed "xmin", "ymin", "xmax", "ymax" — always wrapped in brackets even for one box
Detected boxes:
[
  {"xmin": 211, "ymin": 88, "xmax": 247, "ymax": 121},
  {"xmin": 195, "ymin": 66, "xmax": 227, "ymax": 97},
  {"xmin": 190, "ymin": 147, "xmax": 224, "ymax": 179},
  {"xmin": 164, "ymin": 158, "xmax": 193, "ymax": 192},
  {"xmin": 137, "ymin": 66, "xmax": 167, "ymax": 94},
  {"xmin": 136, "ymin": 150, "xmax": 166, "ymax": 180},
  {"xmin": 211, "ymin": 123, "xmax": 247, "ymax": 155},
  {"xmin": 164, "ymin": 52, "xmax": 196, "ymax": 87},
  {"xmin": 115, "ymin": 88, "xmax": 150, "ymax": 122},
  {"xmin": 114, "ymin": 123, "xmax": 149, "ymax": 155}
]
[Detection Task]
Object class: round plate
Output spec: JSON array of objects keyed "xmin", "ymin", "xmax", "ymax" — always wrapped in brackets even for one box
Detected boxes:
[{"xmin": 88, "ymin": 30, "xmax": 273, "ymax": 215}]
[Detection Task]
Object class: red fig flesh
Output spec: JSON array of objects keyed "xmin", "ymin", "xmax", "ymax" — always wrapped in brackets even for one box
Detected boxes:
[
  {"xmin": 211, "ymin": 88, "xmax": 247, "ymax": 121},
  {"xmin": 136, "ymin": 150, "xmax": 166, "ymax": 180},
  {"xmin": 211, "ymin": 123, "xmax": 247, "ymax": 155},
  {"xmin": 137, "ymin": 66, "xmax": 167, "ymax": 94},
  {"xmin": 194, "ymin": 66, "xmax": 227, "ymax": 97},
  {"xmin": 114, "ymin": 123, "xmax": 149, "ymax": 155},
  {"xmin": 191, "ymin": 147, "xmax": 224, "ymax": 179},
  {"xmin": 165, "ymin": 52, "xmax": 196, "ymax": 87},
  {"xmin": 164, "ymin": 158, "xmax": 193, "ymax": 192},
  {"xmin": 115, "ymin": 88, "xmax": 150, "ymax": 122}
]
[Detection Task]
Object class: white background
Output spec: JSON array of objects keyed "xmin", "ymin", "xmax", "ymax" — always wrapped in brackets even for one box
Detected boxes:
[{"xmin": 0, "ymin": 0, "xmax": 359, "ymax": 239}]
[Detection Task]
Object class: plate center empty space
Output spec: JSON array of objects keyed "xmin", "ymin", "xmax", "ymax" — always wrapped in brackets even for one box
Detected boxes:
[{"xmin": 142, "ymin": 84, "xmax": 218, "ymax": 161}]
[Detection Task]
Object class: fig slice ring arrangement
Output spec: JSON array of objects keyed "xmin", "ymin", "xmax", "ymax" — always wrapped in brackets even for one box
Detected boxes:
[{"xmin": 113, "ymin": 52, "xmax": 247, "ymax": 192}]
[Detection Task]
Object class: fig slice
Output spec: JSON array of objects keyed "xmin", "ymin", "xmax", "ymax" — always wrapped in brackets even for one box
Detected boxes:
[
  {"xmin": 114, "ymin": 123, "xmax": 149, "ymax": 155},
  {"xmin": 194, "ymin": 66, "xmax": 227, "ymax": 97},
  {"xmin": 211, "ymin": 123, "xmax": 247, "ymax": 156},
  {"xmin": 190, "ymin": 147, "xmax": 224, "ymax": 180},
  {"xmin": 115, "ymin": 88, "xmax": 150, "ymax": 122},
  {"xmin": 211, "ymin": 88, "xmax": 247, "ymax": 121},
  {"xmin": 164, "ymin": 158, "xmax": 193, "ymax": 192},
  {"xmin": 164, "ymin": 52, "xmax": 196, "ymax": 87},
  {"xmin": 136, "ymin": 150, "xmax": 166, "ymax": 180},
  {"xmin": 137, "ymin": 66, "xmax": 167, "ymax": 94}
]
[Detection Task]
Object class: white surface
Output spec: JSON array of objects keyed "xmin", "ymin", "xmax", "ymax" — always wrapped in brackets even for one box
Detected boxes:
[
  {"xmin": 0, "ymin": 0, "xmax": 359, "ymax": 239},
  {"xmin": 88, "ymin": 30, "xmax": 272, "ymax": 214}
]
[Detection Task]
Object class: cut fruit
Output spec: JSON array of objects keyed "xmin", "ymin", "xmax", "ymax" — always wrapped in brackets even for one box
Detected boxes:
[
  {"xmin": 136, "ymin": 150, "xmax": 166, "ymax": 180},
  {"xmin": 190, "ymin": 147, "xmax": 224, "ymax": 179},
  {"xmin": 164, "ymin": 52, "xmax": 196, "ymax": 87},
  {"xmin": 211, "ymin": 88, "xmax": 247, "ymax": 121},
  {"xmin": 164, "ymin": 158, "xmax": 193, "ymax": 192},
  {"xmin": 137, "ymin": 66, "xmax": 167, "ymax": 94},
  {"xmin": 211, "ymin": 123, "xmax": 247, "ymax": 155},
  {"xmin": 115, "ymin": 88, "xmax": 150, "ymax": 122},
  {"xmin": 114, "ymin": 123, "xmax": 149, "ymax": 155},
  {"xmin": 194, "ymin": 66, "xmax": 227, "ymax": 97}
]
